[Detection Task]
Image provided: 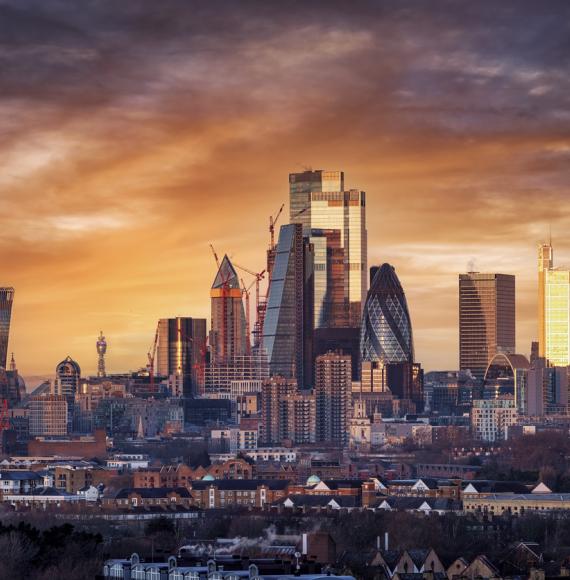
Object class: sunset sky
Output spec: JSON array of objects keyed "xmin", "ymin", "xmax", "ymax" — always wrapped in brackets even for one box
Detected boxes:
[{"xmin": 2, "ymin": 0, "xmax": 570, "ymax": 384}]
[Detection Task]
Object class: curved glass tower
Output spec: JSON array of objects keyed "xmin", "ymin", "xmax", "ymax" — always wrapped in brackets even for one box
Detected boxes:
[{"xmin": 360, "ymin": 263, "xmax": 414, "ymax": 364}]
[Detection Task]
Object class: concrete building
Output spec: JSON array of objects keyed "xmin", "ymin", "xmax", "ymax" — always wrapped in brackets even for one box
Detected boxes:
[
  {"xmin": 29, "ymin": 394, "xmax": 68, "ymax": 436},
  {"xmin": 315, "ymin": 352, "xmax": 351, "ymax": 446},
  {"xmin": 459, "ymin": 272, "xmax": 515, "ymax": 381},
  {"xmin": 471, "ymin": 398, "xmax": 517, "ymax": 442}
]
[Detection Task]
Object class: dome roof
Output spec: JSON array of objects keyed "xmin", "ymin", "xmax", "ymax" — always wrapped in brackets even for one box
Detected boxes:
[
  {"xmin": 202, "ymin": 474, "xmax": 215, "ymax": 481},
  {"xmin": 55, "ymin": 356, "xmax": 81, "ymax": 376},
  {"xmin": 306, "ymin": 475, "xmax": 321, "ymax": 486}
]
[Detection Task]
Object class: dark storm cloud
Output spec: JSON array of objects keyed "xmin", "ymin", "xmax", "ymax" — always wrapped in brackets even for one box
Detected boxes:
[{"xmin": 1, "ymin": 0, "xmax": 569, "ymax": 374}]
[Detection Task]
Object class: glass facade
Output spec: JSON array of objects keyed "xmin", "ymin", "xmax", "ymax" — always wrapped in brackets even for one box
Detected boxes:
[
  {"xmin": 157, "ymin": 317, "xmax": 207, "ymax": 397},
  {"xmin": 543, "ymin": 269, "xmax": 570, "ymax": 367},
  {"xmin": 360, "ymin": 264, "xmax": 414, "ymax": 364},
  {"xmin": 459, "ymin": 273, "xmax": 515, "ymax": 381},
  {"xmin": 289, "ymin": 170, "xmax": 367, "ymax": 329},
  {"xmin": 262, "ymin": 224, "xmax": 313, "ymax": 387},
  {"xmin": 210, "ymin": 255, "xmax": 247, "ymax": 363},
  {"xmin": 0, "ymin": 287, "xmax": 14, "ymax": 370}
]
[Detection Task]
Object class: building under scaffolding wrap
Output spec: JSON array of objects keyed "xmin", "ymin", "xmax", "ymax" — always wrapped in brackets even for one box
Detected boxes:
[{"xmin": 204, "ymin": 353, "xmax": 269, "ymax": 400}]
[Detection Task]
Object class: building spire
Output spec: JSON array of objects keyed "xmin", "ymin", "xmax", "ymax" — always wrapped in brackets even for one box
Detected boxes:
[
  {"xmin": 96, "ymin": 331, "xmax": 107, "ymax": 378},
  {"xmin": 9, "ymin": 353, "xmax": 16, "ymax": 372}
]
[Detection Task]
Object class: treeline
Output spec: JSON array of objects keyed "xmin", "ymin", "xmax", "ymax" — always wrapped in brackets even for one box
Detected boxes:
[{"xmin": 0, "ymin": 522, "xmax": 103, "ymax": 580}]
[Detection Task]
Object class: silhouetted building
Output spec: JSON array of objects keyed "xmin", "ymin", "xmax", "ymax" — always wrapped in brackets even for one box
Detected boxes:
[
  {"xmin": 315, "ymin": 352, "xmax": 351, "ymax": 446},
  {"xmin": 54, "ymin": 356, "xmax": 81, "ymax": 399},
  {"xmin": 459, "ymin": 272, "xmax": 515, "ymax": 381},
  {"xmin": 263, "ymin": 223, "xmax": 314, "ymax": 387},
  {"xmin": 157, "ymin": 317, "xmax": 207, "ymax": 397},
  {"xmin": 0, "ymin": 287, "xmax": 14, "ymax": 370}
]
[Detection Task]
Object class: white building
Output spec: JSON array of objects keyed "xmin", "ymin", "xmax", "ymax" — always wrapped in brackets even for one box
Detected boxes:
[{"xmin": 471, "ymin": 398, "xmax": 517, "ymax": 442}]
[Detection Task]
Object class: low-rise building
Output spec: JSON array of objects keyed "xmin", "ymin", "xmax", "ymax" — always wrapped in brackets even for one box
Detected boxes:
[
  {"xmin": 189, "ymin": 479, "xmax": 289, "ymax": 509},
  {"xmin": 103, "ymin": 487, "xmax": 192, "ymax": 509}
]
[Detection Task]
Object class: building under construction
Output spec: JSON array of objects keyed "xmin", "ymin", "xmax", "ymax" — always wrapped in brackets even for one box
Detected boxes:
[{"xmin": 210, "ymin": 255, "xmax": 247, "ymax": 363}]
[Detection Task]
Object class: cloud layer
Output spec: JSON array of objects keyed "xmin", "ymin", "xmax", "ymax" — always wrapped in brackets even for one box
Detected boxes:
[{"xmin": 1, "ymin": 0, "xmax": 569, "ymax": 380}]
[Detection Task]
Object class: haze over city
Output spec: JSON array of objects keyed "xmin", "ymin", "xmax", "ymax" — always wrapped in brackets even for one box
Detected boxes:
[{"xmin": 2, "ymin": 0, "xmax": 570, "ymax": 378}]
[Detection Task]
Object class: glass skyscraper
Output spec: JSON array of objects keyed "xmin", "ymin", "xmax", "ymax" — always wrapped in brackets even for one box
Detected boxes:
[
  {"xmin": 538, "ymin": 242, "xmax": 570, "ymax": 367},
  {"xmin": 0, "ymin": 287, "xmax": 14, "ymax": 370},
  {"xmin": 289, "ymin": 170, "xmax": 367, "ymax": 329},
  {"xmin": 157, "ymin": 317, "xmax": 207, "ymax": 397},
  {"xmin": 262, "ymin": 223, "xmax": 314, "ymax": 387},
  {"xmin": 360, "ymin": 263, "xmax": 414, "ymax": 364},
  {"xmin": 459, "ymin": 272, "xmax": 515, "ymax": 381}
]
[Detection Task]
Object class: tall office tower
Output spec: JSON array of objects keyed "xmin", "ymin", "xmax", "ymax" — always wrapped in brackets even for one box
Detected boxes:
[
  {"xmin": 54, "ymin": 356, "xmax": 81, "ymax": 398},
  {"xmin": 459, "ymin": 272, "xmax": 515, "ymax": 381},
  {"xmin": 0, "ymin": 288, "xmax": 14, "ymax": 370},
  {"xmin": 361, "ymin": 264, "xmax": 414, "ymax": 364},
  {"xmin": 260, "ymin": 376, "xmax": 298, "ymax": 445},
  {"xmin": 538, "ymin": 242, "xmax": 570, "ymax": 367},
  {"xmin": 156, "ymin": 317, "xmax": 207, "ymax": 398},
  {"xmin": 210, "ymin": 255, "xmax": 247, "ymax": 363},
  {"xmin": 315, "ymin": 352, "xmax": 351, "ymax": 446},
  {"xmin": 262, "ymin": 223, "xmax": 314, "ymax": 387},
  {"xmin": 281, "ymin": 391, "xmax": 317, "ymax": 445},
  {"xmin": 289, "ymin": 170, "xmax": 367, "ymax": 329},
  {"xmin": 96, "ymin": 331, "xmax": 107, "ymax": 378}
]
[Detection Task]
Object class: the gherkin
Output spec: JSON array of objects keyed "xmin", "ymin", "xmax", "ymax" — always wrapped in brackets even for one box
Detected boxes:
[{"xmin": 360, "ymin": 263, "xmax": 414, "ymax": 364}]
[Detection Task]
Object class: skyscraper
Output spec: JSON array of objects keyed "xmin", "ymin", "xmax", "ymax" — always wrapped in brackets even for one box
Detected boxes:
[
  {"xmin": 315, "ymin": 352, "xmax": 351, "ymax": 446},
  {"xmin": 361, "ymin": 264, "xmax": 414, "ymax": 364},
  {"xmin": 262, "ymin": 223, "xmax": 314, "ymax": 387},
  {"xmin": 210, "ymin": 255, "xmax": 247, "ymax": 363},
  {"xmin": 289, "ymin": 170, "xmax": 367, "ymax": 329},
  {"xmin": 54, "ymin": 356, "xmax": 81, "ymax": 399},
  {"xmin": 156, "ymin": 317, "xmax": 207, "ymax": 397},
  {"xmin": 0, "ymin": 288, "xmax": 14, "ymax": 370},
  {"xmin": 459, "ymin": 273, "xmax": 515, "ymax": 381},
  {"xmin": 538, "ymin": 242, "xmax": 570, "ymax": 367}
]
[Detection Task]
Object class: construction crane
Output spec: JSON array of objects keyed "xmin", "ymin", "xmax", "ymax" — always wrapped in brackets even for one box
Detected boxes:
[
  {"xmin": 269, "ymin": 203, "xmax": 285, "ymax": 250},
  {"xmin": 147, "ymin": 322, "xmax": 160, "ymax": 394},
  {"xmin": 240, "ymin": 278, "xmax": 256, "ymax": 356},
  {"xmin": 234, "ymin": 262, "xmax": 266, "ymax": 350}
]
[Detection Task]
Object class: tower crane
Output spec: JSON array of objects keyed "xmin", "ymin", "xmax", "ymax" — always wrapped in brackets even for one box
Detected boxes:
[
  {"xmin": 234, "ymin": 262, "xmax": 266, "ymax": 350},
  {"xmin": 240, "ymin": 278, "xmax": 256, "ymax": 356},
  {"xmin": 147, "ymin": 322, "xmax": 160, "ymax": 394}
]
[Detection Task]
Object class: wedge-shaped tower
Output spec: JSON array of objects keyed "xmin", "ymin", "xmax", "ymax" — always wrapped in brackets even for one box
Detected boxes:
[{"xmin": 210, "ymin": 255, "xmax": 247, "ymax": 363}]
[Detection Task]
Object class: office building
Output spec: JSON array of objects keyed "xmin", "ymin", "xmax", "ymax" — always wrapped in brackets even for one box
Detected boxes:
[
  {"xmin": 315, "ymin": 352, "xmax": 351, "ymax": 446},
  {"xmin": 459, "ymin": 272, "xmax": 515, "ymax": 381},
  {"xmin": 156, "ymin": 317, "xmax": 207, "ymax": 398},
  {"xmin": 54, "ymin": 356, "xmax": 81, "ymax": 399},
  {"xmin": 289, "ymin": 170, "xmax": 367, "ymax": 329},
  {"xmin": 204, "ymin": 353, "xmax": 269, "ymax": 399},
  {"xmin": 361, "ymin": 264, "xmax": 414, "ymax": 365},
  {"xmin": 526, "ymin": 362, "xmax": 569, "ymax": 416},
  {"xmin": 483, "ymin": 353, "xmax": 530, "ymax": 412},
  {"xmin": 262, "ymin": 223, "xmax": 314, "ymax": 387},
  {"xmin": 538, "ymin": 242, "xmax": 570, "ymax": 367},
  {"xmin": 29, "ymin": 395, "xmax": 68, "ymax": 436},
  {"xmin": 210, "ymin": 255, "xmax": 247, "ymax": 363},
  {"xmin": 0, "ymin": 287, "xmax": 14, "ymax": 370}
]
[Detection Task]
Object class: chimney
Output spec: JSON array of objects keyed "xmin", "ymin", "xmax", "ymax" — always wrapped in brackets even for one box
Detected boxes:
[
  {"xmin": 384, "ymin": 532, "xmax": 389, "ymax": 551},
  {"xmin": 302, "ymin": 533, "xmax": 308, "ymax": 555},
  {"xmin": 376, "ymin": 536, "xmax": 381, "ymax": 550}
]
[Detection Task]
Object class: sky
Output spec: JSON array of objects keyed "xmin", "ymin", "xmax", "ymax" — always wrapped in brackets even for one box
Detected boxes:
[{"xmin": 1, "ymin": 0, "xmax": 569, "ymax": 383}]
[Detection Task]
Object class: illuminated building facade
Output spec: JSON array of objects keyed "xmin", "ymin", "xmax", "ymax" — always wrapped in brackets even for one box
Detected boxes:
[
  {"xmin": 459, "ymin": 273, "xmax": 515, "ymax": 381},
  {"xmin": 210, "ymin": 255, "xmax": 247, "ymax": 363},
  {"xmin": 54, "ymin": 356, "xmax": 81, "ymax": 399},
  {"xmin": 156, "ymin": 317, "xmax": 207, "ymax": 398},
  {"xmin": 538, "ymin": 243, "xmax": 570, "ymax": 367},
  {"xmin": 262, "ymin": 223, "xmax": 314, "ymax": 387},
  {"xmin": 0, "ymin": 287, "xmax": 14, "ymax": 370},
  {"xmin": 289, "ymin": 170, "xmax": 367, "ymax": 329}
]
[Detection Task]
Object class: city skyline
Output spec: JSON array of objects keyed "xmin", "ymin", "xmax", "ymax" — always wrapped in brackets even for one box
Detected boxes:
[{"xmin": 2, "ymin": 1, "xmax": 569, "ymax": 379}]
